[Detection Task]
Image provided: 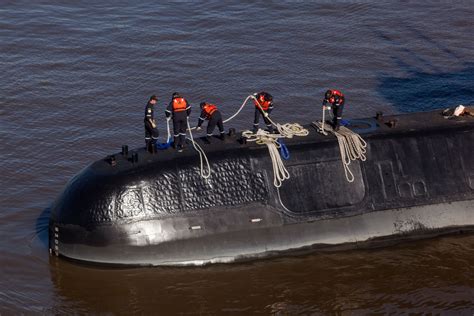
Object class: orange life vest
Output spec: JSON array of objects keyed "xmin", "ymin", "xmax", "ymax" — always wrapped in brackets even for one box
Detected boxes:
[
  {"xmin": 202, "ymin": 103, "xmax": 217, "ymax": 119},
  {"xmin": 173, "ymin": 97, "xmax": 187, "ymax": 112},
  {"xmin": 254, "ymin": 94, "xmax": 271, "ymax": 111},
  {"xmin": 328, "ymin": 90, "xmax": 345, "ymax": 106}
]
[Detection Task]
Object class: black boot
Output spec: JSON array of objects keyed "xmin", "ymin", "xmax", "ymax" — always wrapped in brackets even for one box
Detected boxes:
[
  {"xmin": 204, "ymin": 136, "xmax": 211, "ymax": 144},
  {"xmin": 173, "ymin": 136, "xmax": 180, "ymax": 149},
  {"xmin": 180, "ymin": 135, "xmax": 186, "ymax": 149},
  {"xmin": 146, "ymin": 141, "xmax": 154, "ymax": 153},
  {"xmin": 219, "ymin": 133, "xmax": 225, "ymax": 141}
]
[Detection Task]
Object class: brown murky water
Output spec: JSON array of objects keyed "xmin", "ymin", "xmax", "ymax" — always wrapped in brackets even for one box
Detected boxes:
[
  {"xmin": 1, "ymin": 1, "xmax": 473, "ymax": 314},
  {"xmin": 45, "ymin": 235, "xmax": 474, "ymax": 314}
]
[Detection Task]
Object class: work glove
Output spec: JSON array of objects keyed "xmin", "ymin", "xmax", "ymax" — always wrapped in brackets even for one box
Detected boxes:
[{"xmin": 196, "ymin": 126, "xmax": 202, "ymax": 131}]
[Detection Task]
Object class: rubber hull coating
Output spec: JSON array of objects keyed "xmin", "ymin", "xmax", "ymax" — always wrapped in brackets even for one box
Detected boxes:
[{"xmin": 49, "ymin": 110, "xmax": 474, "ymax": 266}]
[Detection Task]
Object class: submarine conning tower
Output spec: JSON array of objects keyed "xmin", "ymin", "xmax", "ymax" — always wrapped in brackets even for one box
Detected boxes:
[{"xmin": 49, "ymin": 108, "xmax": 474, "ymax": 266}]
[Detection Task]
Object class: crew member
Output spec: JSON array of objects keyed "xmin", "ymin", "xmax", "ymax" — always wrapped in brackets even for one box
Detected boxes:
[
  {"xmin": 144, "ymin": 95, "xmax": 159, "ymax": 153},
  {"xmin": 323, "ymin": 89, "xmax": 345, "ymax": 131},
  {"xmin": 196, "ymin": 102, "xmax": 225, "ymax": 143},
  {"xmin": 165, "ymin": 92, "xmax": 191, "ymax": 151},
  {"xmin": 253, "ymin": 91, "xmax": 274, "ymax": 133}
]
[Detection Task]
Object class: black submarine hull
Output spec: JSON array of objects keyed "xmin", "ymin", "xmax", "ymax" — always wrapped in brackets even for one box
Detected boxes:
[{"xmin": 49, "ymin": 109, "xmax": 474, "ymax": 266}]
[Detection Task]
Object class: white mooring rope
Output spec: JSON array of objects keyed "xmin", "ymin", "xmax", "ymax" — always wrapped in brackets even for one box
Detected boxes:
[
  {"xmin": 222, "ymin": 94, "xmax": 255, "ymax": 124},
  {"xmin": 166, "ymin": 117, "xmax": 171, "ymax": 143},
  {"xmin": 314, "ymin": 122, "xmax": 367, "ymax": 182},
  {"xmin": 249, "ymin": 95, "xmax": 309, "ymax": 138},
  {"xmin": 169, "ymin": 94, "xmax": 365, "ymax": 187},
  {"xmin": 186, "ymin": 118, "xmax": 211, "ymax": 179},
  {"xmin": 177, "ymin": 94, "xmax": 309, "ymax": 184},
  {"xmin": 182, "ymin": 95, "xmax": 255, "ymax": 179},
  {"xmin": 240, "ymin": 95, "xmax": 309, "ymax": 187},
  {"xmin": 242, "ymin": 129, "xmax": 289, "ymax": 188}
]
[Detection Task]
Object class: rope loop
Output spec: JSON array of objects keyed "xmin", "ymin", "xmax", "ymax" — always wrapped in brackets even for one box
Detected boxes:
[
  {"xmin": 314, "ymin": 122, "xmax": 367, "ymax": 182},
  {"xmin": 167, "ymin": 94, "xmax": 309, "ymax": 184},
  {"xmin": 242, "ymin": 129, "xmax": 290, "ymax": 188},
  {"xmin": 186, "ymin": 118, "xmax": 212, "ymax": 179}
]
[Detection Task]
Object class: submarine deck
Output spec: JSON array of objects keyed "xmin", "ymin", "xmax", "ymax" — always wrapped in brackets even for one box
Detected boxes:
[{"xmin": 97, "ymin": 107, "xmax": 474, "ymax": 174}]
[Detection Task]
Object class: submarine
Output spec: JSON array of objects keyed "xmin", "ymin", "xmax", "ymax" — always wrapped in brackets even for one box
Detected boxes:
[{"xmin": 49, "ymin": 107, "xmax": 474, "ymax": 266}]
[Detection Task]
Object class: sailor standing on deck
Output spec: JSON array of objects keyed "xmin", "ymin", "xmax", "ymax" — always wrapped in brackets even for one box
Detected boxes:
[
  {"xmin": 144, "ymin": 95, "xmax": 159, "ymax": 153},
  {"xmin": 196, "ymin": 102, "xmax": 225, "ymax": 143},
  {"xmin": 166, "ymin": 92, "xmax": 191, "ymax": 152},
  {"xmin": 323, "ymin": 89, "xmax": 345, "ymax": 131},
  {"xmin": 252, "ymin": 91, "xmax": 274, "ymax": 133}
]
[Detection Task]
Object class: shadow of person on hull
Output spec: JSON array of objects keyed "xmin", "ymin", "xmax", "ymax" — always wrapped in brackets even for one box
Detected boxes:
[{"xmin": 374, "ymin": 27, "xmax": 474, "ymax": 113}]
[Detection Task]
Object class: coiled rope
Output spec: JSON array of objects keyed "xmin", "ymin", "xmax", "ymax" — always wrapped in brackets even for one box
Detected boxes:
[
  {"xmin": 172, "ymin": 94, "xmax": 309, "ymax": 183},
  {"xmin": 248, "ymin": 95, "xmax": 309, "ymax": 138},
  {"xmin": 314, "ymin": 122, "xmax": 367, "ymax": 182},
  {"xmin": 240, "ymin": 95, "xmax": 309, "ymax": 187},
  {"xmin": 242, "ymin": 129, "xmax": 290, "ymax": 188}
]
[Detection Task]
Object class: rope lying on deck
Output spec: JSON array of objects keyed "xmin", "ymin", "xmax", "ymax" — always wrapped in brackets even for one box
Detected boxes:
[
  {"xmin": 186, "ymin": 118, "xmax": 212, "ymax": 179},
  {"xmin": 241, "ymin": 125, "xmax": 308, "ymax": 188},
  {"xmin": 242, "ymin": 129, "xmax": 289, "ymax": 188},
  {"xmin": 181, "ymin": 94, "xmax": 308, "ymax": 184},
  {"xmin": 240, "ymin": 95, "xmax": 309, "ymax": 187},
  {"xmin": 313, "ymin": 122, "xmax": 367, "ymax": 182}
]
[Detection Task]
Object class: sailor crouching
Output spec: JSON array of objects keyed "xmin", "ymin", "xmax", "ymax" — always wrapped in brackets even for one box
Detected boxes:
[
  {"xmin": 253, "ymin": 91, "xmax": 274, "ymax": 133},
  {"xmin": 196, "ymin": 102, "xmax": 225, "ymax": 143},
  {"xmin": 144, "ymin": 95, "xmax": 159, "ymax": 153}
]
